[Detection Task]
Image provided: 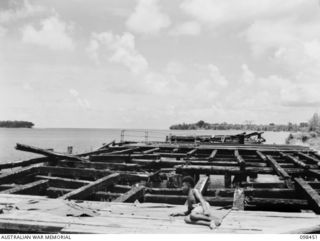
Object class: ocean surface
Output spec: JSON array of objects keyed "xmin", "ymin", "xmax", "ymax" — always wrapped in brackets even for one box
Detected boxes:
[{"xmin": 0, "ymin": 128, "xmax": 291, "ymax": 162}]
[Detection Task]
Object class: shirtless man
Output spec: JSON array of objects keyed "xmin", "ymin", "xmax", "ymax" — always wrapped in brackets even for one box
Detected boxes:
[{"xmin": 170, "ymin": 176, "xmax": 221, "ymax": 229}]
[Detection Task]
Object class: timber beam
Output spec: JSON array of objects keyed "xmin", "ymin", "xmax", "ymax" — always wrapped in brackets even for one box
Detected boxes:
[
  {"xmin": 113, "ymin": 186, "xmax": 145, "ymax": 202},
  {"xmin": 60, "ymin": 173, "xmax": 121, "ymax": 200},
  {"xmin": 265, "ymin": 155, "xmax": 293, "ymax": 188},
  {"xmin": 0, "ymin": 180, "xmax": 48, "ymax": 195},
  {"xmin": 36, "ymin": 175, "xmax": 91, "ymax": 189},
  {"xmin": 294, "ymin": 178, "xmax": 320, "ymax": 214},
  {"xmin": 279, "ymin": 152, "xmax": 310, "ymax": 169}
]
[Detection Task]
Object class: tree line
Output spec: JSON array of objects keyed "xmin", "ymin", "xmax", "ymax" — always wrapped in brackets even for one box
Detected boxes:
[
  {"xmin": 0, "ymin": 121, "xmax": 34, "ymax": 128},
  {"xmin": 170, "ymin": 114, "xmax": 320, "ymax": 132}
]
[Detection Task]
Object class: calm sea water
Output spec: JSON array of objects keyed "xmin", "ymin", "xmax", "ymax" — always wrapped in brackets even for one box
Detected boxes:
[{"xmin": 0, "ymin": 128, "xmax": 291, "ymax": 162}]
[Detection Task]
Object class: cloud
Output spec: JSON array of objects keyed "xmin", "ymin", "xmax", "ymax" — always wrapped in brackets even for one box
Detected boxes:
[
  {"xmin": 126, "ymin": 0, "xmax": 171, "ymax": 34},
  {"xmin": 180, "ymin": 0, "xmax": 306, "ymax": 27},
  {"xmin": 0, "ymin": 0, "xmax": 49, "ymax": 24},
  {"xmin": 69, "ymin": 89, "xmax": 91, "ymax": 110},
  {"xmin": 21, "ymin": 16, "xmax": 74, "ymax": 50},
  {"xmin": 87, "ymin": 32, "xmax": 148, "ymax": 74},
  {"xmin": 207, "ymin": 64, "xmax": 228, "ymax": 87},
  {"xmin": 170, "ymin": 21, "xmax": 201, "ymax": 36}
]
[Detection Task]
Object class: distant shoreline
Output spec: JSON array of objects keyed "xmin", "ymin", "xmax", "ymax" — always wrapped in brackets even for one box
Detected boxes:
[
  {"xmin": 170, "ymin": 120, "xmax": 308, "ymax": 132},
  {"xmin": 0, "ymin": 121, "xmax": 34, "ymax": 128}
]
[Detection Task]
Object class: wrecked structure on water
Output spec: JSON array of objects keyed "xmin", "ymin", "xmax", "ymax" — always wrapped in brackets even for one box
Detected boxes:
[{"xmin": 0, "ymin": 132, "xmax": 320, "ymax": 233}]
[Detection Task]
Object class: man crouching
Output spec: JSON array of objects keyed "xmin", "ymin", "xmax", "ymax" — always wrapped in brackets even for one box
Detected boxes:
[{"xmin": 170, "ymin": 176, "xmax": 221, "ymax": 229}]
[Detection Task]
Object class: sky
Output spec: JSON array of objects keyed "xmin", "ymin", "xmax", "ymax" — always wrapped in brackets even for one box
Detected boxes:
[{"xmin": 1, "ymin": 0, "xmax": 320, "ymax": 128}]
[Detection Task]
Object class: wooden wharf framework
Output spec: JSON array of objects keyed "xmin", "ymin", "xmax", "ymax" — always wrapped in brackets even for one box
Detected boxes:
[{"xmin": 1, "ymin": 139, "xmax": 320, "ymax": 233}]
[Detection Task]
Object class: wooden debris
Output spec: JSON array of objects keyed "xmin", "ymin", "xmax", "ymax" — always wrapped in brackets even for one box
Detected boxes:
[
  {"xmin": 294, "ymin": 178, "xmax": 320, "ymax": 214},
  {"xmin": 0, "ymin": 180, "xmax": 48, "ymax": 194},
  {"xmin": 36, "ymin": 175, "xmax": 91, "ymax": 189},
  {"xmin": 16, "ymin": 143, "xmax": 86, "ymax": 162},
  {"xmin": 60, "ymin": 173, "xmax": 121, "ymax": 200},
  {"xmin": 114, "ymin": 186, "xmax": 145, "ymax": 202}
]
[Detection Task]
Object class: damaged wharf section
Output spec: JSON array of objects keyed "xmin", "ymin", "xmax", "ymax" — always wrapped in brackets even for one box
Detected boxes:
[{"xmin": 1, "ymin": 136, "xmax": 320, "ymax": 233}]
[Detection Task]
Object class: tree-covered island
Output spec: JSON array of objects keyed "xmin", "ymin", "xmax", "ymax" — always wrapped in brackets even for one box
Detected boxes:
[{"xmin": 0, "ymin": 121, "xmax": 34, "ymax": 128}]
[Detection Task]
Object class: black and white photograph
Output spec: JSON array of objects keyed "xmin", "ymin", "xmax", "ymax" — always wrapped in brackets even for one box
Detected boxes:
[{"xmin": 1, "ymin": 0, "xmax": 320, "ymax": 236}]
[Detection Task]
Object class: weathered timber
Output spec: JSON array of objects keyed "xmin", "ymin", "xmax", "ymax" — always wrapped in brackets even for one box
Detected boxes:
[
  {"xmin": 143, "ymin": 194, "xmax": 233, "ymax": 206},
  {"xmin": 0, "ymin": 220, "xmax": 65, "ymax": 234},
  {"xmin": 234, "ymin": 150, "xmax": 245, "ymax": 171},
  {"xmin": 0, "ymin": 166, "xmax": 38, "ymax": 184},
  {"xmin": 186, "ymin": 149, "xmax": 197, "ymax": 157},
  {"xmin": 194, "ymin": 176, "xmax": 209, "ymax": 194},
  {"xmin": 295, "ymin": 178, "xmax": 320, "ymax": 214},
  {"xmin": 36, "ymin": 175, "xmax": 91, "ymax": 189},
  {"xmin": 146, "ymin": 188, "xmax": 183, "ymax": 195},
  {"xmin": 0, "ymin": 157, "xmax": 50, "ymax": 170},
  {"xmin": 297, "ymin": 152, "xmax": 320, "ymax": 166},
  {"xmin": 224, "ymin": 174, "xmax": 232, "ymax": 188},
  {"xmin": 93, "ymin": 192, "xmax": 121, "ymax": 201},
  {"xmin": 109, "ymin": 184, "xmax": 131, "ymax": 193},
  {"xmin": 0, "ymin": 180, "xmax": 48, "ymax": 194},
  {"xmin": 57, "ymin": 159, "xmax": 141, "ymax": 171},
  {"xmin": 89, "ymin": 154, "xmax": 131, "ymax": 163},
  {"xmin": 175, "ymin": 164, "xmax": 304, "ymax": 176},
  {"xmin": 243, "ymin": 182, "xmax": 287, "ymax": 188},
  {"xmin": 280, "ymin": 152, "xmax": 310, "ymax": 169},
  {"xmin": 15, "ymin": 143, "xmax": 86, "ymax": 162},
  {"xmin": 209, "ymin": 150, "xmax": 217, "ymax": 161},
  {"xmin": 37, "ymin": 166, "xmax": 111, "ymax": 180},
  {"xmin": 143, "ymin": 148, "xmax": 160, "ymax": 154},
  {"xmin": 205, "ymin": 188, "xmax": 298, "ymax": 199},
  {"xmin": 60, "ymin": 173, "xmax": 121, "ymax": 200},
  {"xmin": 97, "ymin": 140, "xmax": 116, "ymax": 150},
  {"xmin": 46, "ymin": 187, "xmax": 73, "ymax": 198},
  {"xmin": 265, "ymin": 155, "xmax": 293, "ymax": 188},
  {"xmin": 108, "ymin": 147, "xmax": 140, "ymax": 155},
  {"xmin": 113, "ymin": 186, "xmax": 145, "ymax": 202},
  {"xmin": 143, "ymin": 194, "xmax": 307, "ymax": 207},
  {"xmin": 246, "ymin": 197, "xmax": 308, "ymax": 208}
]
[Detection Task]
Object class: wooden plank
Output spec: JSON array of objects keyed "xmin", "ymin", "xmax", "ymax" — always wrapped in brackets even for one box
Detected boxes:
[
  {"xmin": 194, "ymin": 176, "xmax": 209, "ymax": 194},
  {"xmin": 37, "ymin": 166, "xmax": 111, "ymax": 180},
  {"xmin": 186, "ymin": 149, "xmax": 197, "ymax": 157},
  {"xmin": 0, "ymin": 157, "xmax": 50, "ymax": 170},
  {"xmin": 175, "ymin": 165, "xmax": 304, "ymax": 176},
  {"xmin": 57, "ymin": 160, "xmax": 140, "ymax": 171},
  {"xmin": 265, "ymin": 155, "xmax": 290, "ymax": 179},
  {"xmin": 60, "ymin": 173, "xmax": 121, "ymax": 200},
  {"xmin": 0, "ymin": 219, "xmax": 65, "ymax": 233},
  {"xmin": 143, "ymin": 148, "xmax": 160, "ymax": 154},
  {"xmin": 295, "ymin": 178, "xmax": 320, "ymax": 214},
  {"xmin": 110, "ymin": 184, "xmax": 132, "ymax": 193},
  {"xmin": 234, "ymin": 150, "xmax": 245, "ymax": 170},
  {"xmin": 113, "ymin": 186, "xmax": 145, "ymax": 202},
  {"xmin": 108, "ymin": 147, "xmax": 140, "ymax": 155},
  {"xmin": 36, "ymin": 175, "xmax": 91, "ymax": 189},
  {"xmin": 146, "ymin": 188, "xmax": 183, "ymax": 195},
  {"xmin": 297, "ymin": 152, "xmax": 320, "ymax": 166},
  {"xmin": 94, "ymin": 192, "xmax": 121, "ymax": 201},
  {"xmin": 0, "ymin": 166, "xmax": 38, "ymax": 184},
  {"xmin": 46, "ymin": 187, "xmax": 73, "ymax": 198},
  {"xmin": 206, "ymin": 188, "xmax": 299, "ymax": 199},
  {"xmin": 224, "ymin": 174, "xmax": 232, "ymax": 188},
  {"xmin": 279, "ymin": 152, "xmax": 310, "ymax": 169},
  {"xmin": 15, "ymin": 143, "xmax": 86, "ymax": 162},
  {"xmin": 209, "ymin": 149, "xmax": 217, "ymax": 161},
  {"xmin": 0, "ymin": 180, "xmax": 48, "ymax": 194}
]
